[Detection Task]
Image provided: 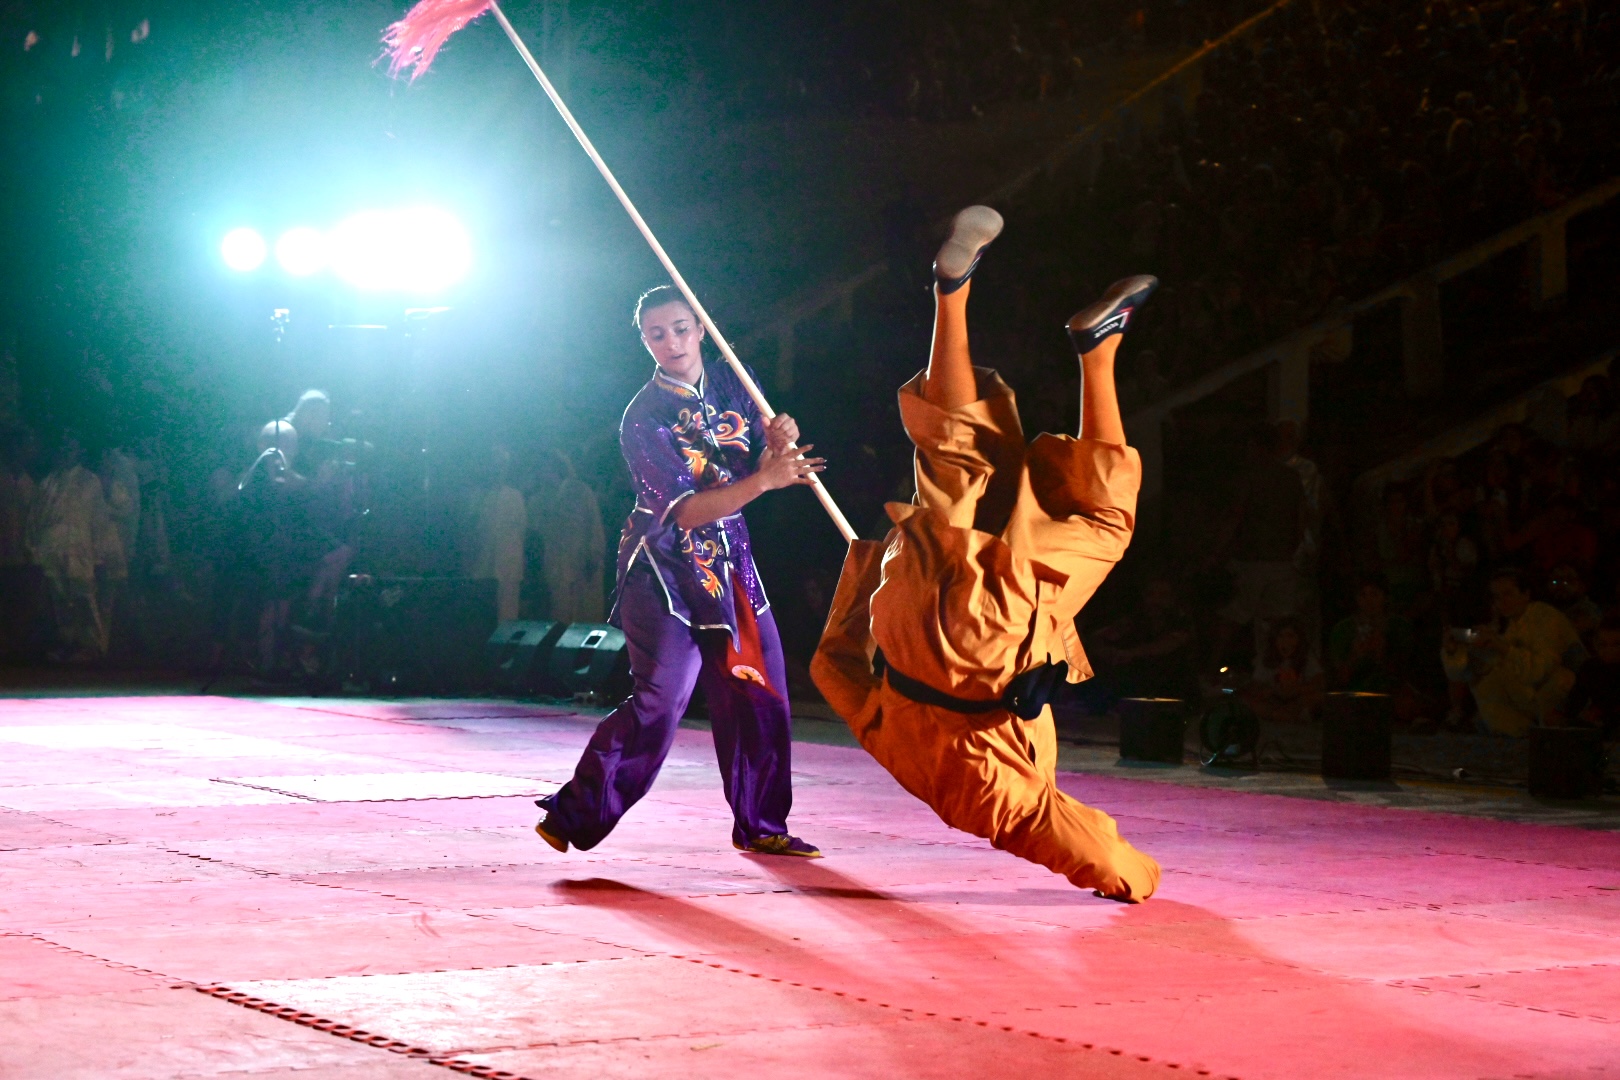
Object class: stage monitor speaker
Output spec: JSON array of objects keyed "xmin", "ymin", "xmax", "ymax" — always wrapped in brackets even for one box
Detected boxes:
[
  {"xmin": 336, "ymin": 576, "xmax": 497, "ymax": 694},
  {"xmin": 1320, "ymin": 691, "xmax": 1393, "ymax": 781},
  {"xmin": 1118, "ymin": 697, "xmax": 1186, "ymax": 764},
  {"xmin": 1528, "ymin": 725, "xmax": 1605, "ymax": 800},
  {"xmin": 546, "ymin": 622, "xmax": 630, "ymax": 697},
  {"xmin": 486, "ymin": 620, "xmax": 565, "ymax": 695}
]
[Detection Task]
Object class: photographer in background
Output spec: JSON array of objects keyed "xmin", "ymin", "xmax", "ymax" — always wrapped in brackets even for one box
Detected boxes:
[{"xmin": 1442, "ymin": 567, "xmax": 1585, "ymax": 736}]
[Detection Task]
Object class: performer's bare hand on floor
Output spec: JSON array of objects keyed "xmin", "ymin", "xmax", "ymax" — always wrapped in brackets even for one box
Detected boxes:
[
  {"xmin": 757, "ymin": 443, "xmax": 825, "ymax": 490},
  {"xmin": 765, "ymin": 413, "xmax": 800, "ymax": 454}
]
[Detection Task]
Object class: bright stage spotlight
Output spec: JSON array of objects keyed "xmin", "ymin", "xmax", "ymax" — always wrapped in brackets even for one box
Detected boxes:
[
  {"xmin": 221, "ymin": 227, "xmax": 267, "ymax": 272},
  {"xmin": 274, "ymin": 227, "xmax": 327, "ymax": 276},
  {"xmin": 328, "ymin": 207, "xmax": 472, "ymax": 293}
]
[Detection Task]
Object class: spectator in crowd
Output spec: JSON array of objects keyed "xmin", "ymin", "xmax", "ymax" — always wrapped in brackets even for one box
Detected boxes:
[
  {"xmin": 26, "ymin": 433, "xmax": 118, "ymax": 662},
  {"xmin": 1547, "ymin": 561, "xmax": 1604, "ymax": 640},
  {"xmin": 1241, "ymin": 616, "xmax": 1324, "ymax": 725},
  {"xmin": 0, "ymin": 426, "xmax": 34, "ymax": 569},
  {"xmin": 465, "ymin": 445, "xmax": 528, "ymax": 624},
  {"xmin": 283, "ymin": 389, "xmax": 331, "ymax": 447},
  {"xmin": 1211, "ymin": 423, "xmax": 1304, "ymax": 666},
  {"xmin": 238, "ymin": 420, "xmax": 299, "ymax": 677},
  {"xmin": 1328, "ymin": 577, "xmax": 1416, "ymax": 693},
  {"xmin": 0, "ymin": 427, "xmax": 42, "ymax": 661},
  {"xmin": 1510, "ymin": 495, "xmax": 1599, "ymax": 579},
  {"xmin": 237, "ymin": 419, "xmax": 341, "ymax": 680},
  {"xmin": 1567, "ymin": 374, "xmax": 1619, "ymax": 457},
  {"xmin": 1429, "ymin": 511, "xmax": 1482, "ymax": 624},
  {"xmin": 941, "ymin": 0, "xmax": 1615, "ymax": 407},
  {"xmin": 1477, "ymin": 450, "xmax": 1521, "ymax": 562},
  {"xmin": 1442, "ymin": 567, "xmax": 1585, "ymax": 737},
  {"xmin": 1564, "ymin": 615, "xmax": 1620, "ymax": 739},
  {"xmin": 96, "ymin": 446, "xmax": 140, "ymax": 655},
  {"xmin": 1373, "ymin": 483, "xmax": 1428, "ymax": 616},
  {"xmin": 529, "ymin": 449, "xmax": 606, "ymax": 624},
  {"xmin": 1278, "ymin": 420, "xmax": 1327, "ymax": 647},
  {"xmin": 133, "ymin": 439, "xmax": 171, "ymax": 577},
  {"xmin": 1087, "ymin": 574, "xmax": 1199, "ymax": 706}
]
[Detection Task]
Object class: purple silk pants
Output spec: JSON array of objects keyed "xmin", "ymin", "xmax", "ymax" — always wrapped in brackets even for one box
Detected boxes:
[{"xmin": 541, "ymin": 564, "xmax": 794, "ymax": 850}]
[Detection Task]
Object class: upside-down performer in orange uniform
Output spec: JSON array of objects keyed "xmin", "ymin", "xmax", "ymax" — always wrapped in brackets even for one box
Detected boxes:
[{"xmin": 811, "ymin": 206, "xmax": 1161, "ymax": 902}]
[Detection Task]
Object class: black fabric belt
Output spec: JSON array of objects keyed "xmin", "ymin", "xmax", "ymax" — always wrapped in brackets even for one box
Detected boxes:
[{"xmin": 877, "ymin": 652, "xmax": 1068, "ymax": 722}]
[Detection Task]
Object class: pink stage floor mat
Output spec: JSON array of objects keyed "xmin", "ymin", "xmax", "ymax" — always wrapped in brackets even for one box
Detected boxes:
[{"xmin": 0, "ymin": 693, "xmax": 1617, "ymax": 1080}]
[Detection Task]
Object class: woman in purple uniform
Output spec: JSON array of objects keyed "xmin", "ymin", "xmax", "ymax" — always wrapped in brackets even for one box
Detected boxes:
[{"xmin": 535, "ymin": 286, "xmax": 824, "ymax": 857}]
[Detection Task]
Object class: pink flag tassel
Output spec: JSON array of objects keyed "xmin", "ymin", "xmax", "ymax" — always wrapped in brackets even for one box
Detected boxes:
[{"xmin": 382, "ymin": 0, "xmax": 491, "ymax": 80}]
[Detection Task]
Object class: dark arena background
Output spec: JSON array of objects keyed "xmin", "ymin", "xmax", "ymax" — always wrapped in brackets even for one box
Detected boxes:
[{"xmin": 2, "ymin": 1, "xmax": 1620, "ymax": 1077}]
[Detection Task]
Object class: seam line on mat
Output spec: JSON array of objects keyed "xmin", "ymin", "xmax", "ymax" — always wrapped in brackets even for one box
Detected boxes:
[
  {"xmin": 1, "ymin": 931, "xmax": 191, "ymax": 987},
  {"xmin": 196, "ymin": 985, "xmax": 541, "ymax": 1080}
]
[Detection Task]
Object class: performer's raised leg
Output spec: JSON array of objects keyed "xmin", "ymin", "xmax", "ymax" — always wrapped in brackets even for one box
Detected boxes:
[
  {"xmin": 925, "ymin": 206, "xmax": 1003, "ymax": 410},
  {"xmin": 1068, "ymin": 275, "xmax": 1157, "ymax": 445}
]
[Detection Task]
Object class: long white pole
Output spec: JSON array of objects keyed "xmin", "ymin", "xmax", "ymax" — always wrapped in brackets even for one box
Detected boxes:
[{"xmin": 486, "ymin": 1, "xmax": 857, "ymax": 543}]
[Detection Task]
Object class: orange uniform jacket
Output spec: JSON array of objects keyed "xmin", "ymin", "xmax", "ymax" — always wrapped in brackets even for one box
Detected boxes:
[{"xmin": 811, "ymin": 369, "xmax": 1160, "ymax": 900}]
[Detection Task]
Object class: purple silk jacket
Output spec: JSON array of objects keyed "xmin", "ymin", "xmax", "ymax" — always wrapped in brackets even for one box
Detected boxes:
[{"xmin": 612, "ymin": 362, "xmax": 771, "ymax": 640}]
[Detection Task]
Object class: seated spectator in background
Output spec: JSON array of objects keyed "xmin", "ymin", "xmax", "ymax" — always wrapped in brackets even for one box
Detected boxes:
[
  {"xmin": 1563, "ymin": 616, "xmax": 1620, "ymax": 739},
  {"xmin": 1329, "ymin": 577, "xmax": 1432, "ymax": 724},
  {"xmin": 1242, "ymin": 617, "xmax": 1324, "ymax": 726},
  {"xmin": 1087, "ymin": 574, "xmax": 1199, "ymax": 706},
  {"xmin": 1328, "ymin": 578, "xmax": 1417, "ymax": 694},
  {"xmin": 1442, "ymin": 567, "xmax": 1586, "ymax": 737},
  {"xmin": 26, "ymin": 433, "xmax": 118, "ymax": 662},
  {"xmin": 1547, "ymin": 562, "xmax": 1603, "ymax": 640}
]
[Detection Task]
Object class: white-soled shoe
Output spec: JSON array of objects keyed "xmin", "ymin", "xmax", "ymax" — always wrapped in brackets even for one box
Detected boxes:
[{"xmin": 933, "ymin": 205, "xmax": 1004, "ymax": 294}]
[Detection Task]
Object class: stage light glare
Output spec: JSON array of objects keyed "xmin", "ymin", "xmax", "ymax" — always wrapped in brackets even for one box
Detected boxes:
[
  {"xmin": 328, "ymin": 207, "xmax": 471, "ymax": 293},
  {"xmin": 221, "ymin": 227, "xmax": 267, "ymax": 272},
  {"xmin": 274, "ymin": 227, "xmax": 327, "ymax": 276}
]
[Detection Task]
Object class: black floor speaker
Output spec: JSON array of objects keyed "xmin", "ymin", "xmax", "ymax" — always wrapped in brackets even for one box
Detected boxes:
[
  {"xmin": 546, "ymin": 622, "xmax": 630, "ymax": 696},
  {"xmin": 1320, "ymin": 691, "xmax": 1393, "ymax": 780},
  {"xmin": 1118, "ymin": 697, "xmax": 1186, "ymax": 764},
  {"xmin": 486, "ymin": 620, "xmax": 565, "ymax": 694},
  {"xmin": 1528, "ymin": 725, "xmax": 1605, "ymax": 799},
  {"xmin": 335, "ymin": 576, "xmax": 497, "ymax": 694}
]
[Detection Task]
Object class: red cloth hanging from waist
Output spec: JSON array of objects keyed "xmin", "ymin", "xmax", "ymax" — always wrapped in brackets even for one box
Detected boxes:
[{"xmin": 725, "ymin": 588, "xmax": 780, "ymax": 699}]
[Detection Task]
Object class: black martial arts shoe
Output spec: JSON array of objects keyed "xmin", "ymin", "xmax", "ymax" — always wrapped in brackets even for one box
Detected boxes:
[
  {"xmin": 933, "ymin": 205, "xmax": 1004, "ymax": 295},
  {"xmin": 735, "ymin": 834, "xmax": 823, "ymax": 858},
  {"xmin": 534, "ymin": 816, "xmax": 569, "ymax": 853},
  {"xmin": 1067, "ymin": 275, "xmax": 1158, "ymax": 355}
]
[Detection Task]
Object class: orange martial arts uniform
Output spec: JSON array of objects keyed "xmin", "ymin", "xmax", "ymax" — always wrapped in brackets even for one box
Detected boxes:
[{"xmin": 811, "ymin": 367, "xmax": 1161, "ymax": 901}]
